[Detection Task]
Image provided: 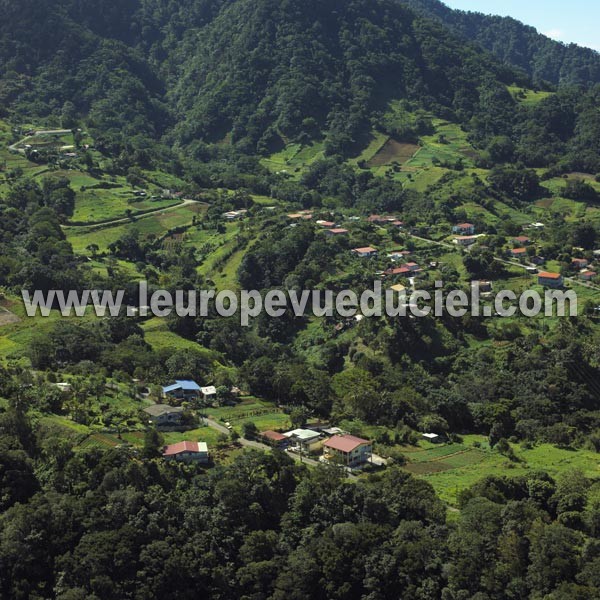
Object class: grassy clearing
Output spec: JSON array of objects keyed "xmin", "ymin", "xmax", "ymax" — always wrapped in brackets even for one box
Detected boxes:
[
  {"xmin": 507, "ymin": 85, "xmax": 554, "ymax": 106},
  {"xmin": 65, "ymin": 202, "xmax": 204, "ymax": 253},
  {"xmin": 349, "ymin": 131, "xmax": 389, "ymax": 165},
  {"xmin": 162, "ymin": 426, "xmax": 223, "ymax": 446},
  {"xmin": 208, "ymin": 398, "xmax": 290, "ymax": 432},
  {"xmin": 261, "ymin": 142, "xmax": 325, "ymax": 176},
  {"xmin": 405, "ymin": 434, "xmax": 600, "ymax": 505},
  {"xmin": 141, "ymin": 318, "xmax": 215, "ymax": 357},
  {"xmin": 0, "ymin": 296, "xmax": 81, "ymax": 362},
  {"xmin": 71, "ymin": 186, "xmax": 179, "ymax": 224},
  {"xmin": 408, "ymin": 120, "xmax": 478, "ymax": 167}
]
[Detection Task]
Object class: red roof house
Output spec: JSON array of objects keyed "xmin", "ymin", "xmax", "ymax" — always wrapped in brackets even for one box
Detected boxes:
[
  {"xmin": 538, "ymin": 272, "xmax": 563, "ymax": 288},
  {"xmin": 163, "ymin": 441, "xmax": 209, "ymax": 463},
  {"xmin": 512, "ymin": 236, "xmax": 531, "ymax": 246},
  {"xmin": 385, "ymin": 267, "xmax": 411, "ymax": 276},
  {"xmin": 260, "ymin": 430, "xmax": 288, "ymax": 447},
  {"xmin": 572, "ymin": 258, "xmax": 589, "ymax": 268},
  {"xmin": 511, "ymin": 247, "xmax": 528, "ymax": 257},
  {"xmin": 352, "ymin": 246, "xmax": 378, "ymax": 258},
  {"xmin": 323, "ymin": 434, "xmax": 372, "ymax": 467}
]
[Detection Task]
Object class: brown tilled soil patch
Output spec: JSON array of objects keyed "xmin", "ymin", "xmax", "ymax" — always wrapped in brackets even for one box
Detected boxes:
[
  {"xmin": 0, "ymin": 307, "xmax": 20, "ymax": 327},
  {"xmin": 367, "ymin": 139, "xmax": 419, "ymax": 167}
]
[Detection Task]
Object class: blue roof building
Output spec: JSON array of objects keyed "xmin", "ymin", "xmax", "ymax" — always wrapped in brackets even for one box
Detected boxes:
[{"xmin": 162, "ymin": 380, "xmax": 202, "ymax": 398}]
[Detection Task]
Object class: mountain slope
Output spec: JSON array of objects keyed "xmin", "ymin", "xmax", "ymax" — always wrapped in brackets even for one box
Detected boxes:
[
  {"xmin": 402, "ymin": 0, "xmax": 600, "ymax": 86},
  {"xmin": 167, "ymin": 0, "xmax": 523, "ymax": 153},
  {"xmin": 0, "ymin": 0, "xmax": 597, "ymax": 165}
]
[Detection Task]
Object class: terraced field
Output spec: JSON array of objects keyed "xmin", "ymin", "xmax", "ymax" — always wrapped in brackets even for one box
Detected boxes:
[
  {"xmin": 65, "ymin": 202, "xmax": 206, "ymax": 253},
  {"xmin": 402, "ymin": 435, "xmax": 600, "ymax": 506},
  {"xmin": 367, "ymin": 139, "xmax": 418, "ymax": 167}
]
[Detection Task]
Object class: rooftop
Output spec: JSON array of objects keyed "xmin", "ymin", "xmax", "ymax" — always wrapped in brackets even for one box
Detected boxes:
[
  {"xmin": 144, "ymin": 404, "xmax": 184, "ymax": 417},
  {"xmin": 353, "ymin": 246, "xmax": 378, "ymax": 254},
  {"xmin": 538, "ymin": 271, "xmax": 562, "ymax": 280},
  {"xmin": 283, "ymin": 428, "xmax": 322, "ymax": 441},
  {"xmin": 163, "ymin": 441, "xmax": 208, "ymax": 456},
  {"xmin": 260, "ymin": 430, "xmax": 287, "ymax": 442},
  {"xmin": 162, "ymin": 380, "xmax": 201, "ymax": 393},
  {"xmin": 324, "ymin": 434, "xmax": 370, "ymax": 453}
]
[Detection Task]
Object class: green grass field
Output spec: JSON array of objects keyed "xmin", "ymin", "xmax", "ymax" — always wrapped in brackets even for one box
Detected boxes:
[
  {"xmin": 507, "ymin": 85, "xmax": 554, "ymax": 106},
  {"xmin": 261, "ymin": 142, "xmax": 325, "ymax": 176},
  {"xmin": 141, "ymin": 318, "xmax": 218, "ymax": 358},
  {"xmin": 208, "ymin": 398, "xmax": 291, "ymax": 432},
  {"xmin": 71, "ymin": 186, "xmax": 179, "ymax": 224},
  {"xmin": 349, "ymin": 131, "xmax": 390, "ymax": 165},
  {"xmin": 65, "ymin": 202, "xmax": 205, "ymax": 253},
  {"xmin": 401, "ymin": 435, "xmax": 600, "ymax": 505},
  {"xmin": 162, "ymin": 425, "xmax": 223, "ymax": 447}
]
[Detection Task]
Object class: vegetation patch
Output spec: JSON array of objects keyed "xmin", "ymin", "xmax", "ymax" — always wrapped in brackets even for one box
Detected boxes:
[{"xmin": 366, "ymin": 139, "xmax": 418, "ymax": 167}]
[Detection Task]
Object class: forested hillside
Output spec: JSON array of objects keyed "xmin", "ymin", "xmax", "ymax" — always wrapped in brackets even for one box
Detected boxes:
[
  {"xmin": 1, "ymin": 0, "xmax": 600, "ymax": 598},
  {"xmin": 403, "ymin": 0, "xmax": 600, "ymax": 86}
]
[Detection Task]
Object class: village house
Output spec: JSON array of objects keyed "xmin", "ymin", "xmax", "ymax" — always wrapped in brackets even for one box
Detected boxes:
[
  {"xmin": 387, "ymin": 250, "xmax": 411, "ymax": 260},
  {"xmin": 572, "ymin": 258, "xmax": 589, "ymax": 269},
  {"xmin": 352, "ymin": 246, "xmax": 378, "ymax": 258},
  {"xmin": 283, "ymin": 429, "xmax": 324, "ymax": 454},
  {"xmin": 389, "ymin": 283, "xmax": 408, "ymax": 295},
  {"xmin": 538, "ymin": 271, "xmax": 563, "ymax": 288},
  {"xmin": 316, "ymin": 220, "xmax": 336, "ymax": 228},
  {"xmin": 201, "ymin": 386, "xmax": 217, "ymax": 403},
  {"xmin": 580, "ymin": 270, "xmax": 597, "ymax": 281},
  {"xmin": 404, "ymin": 262, "xmax": 421, "ymax": 272},
  {"xmin": 510, "ymin": 247, "xmax": 528, "ymax": 258},
  {"xmin": 454, "ymin": 235, "xmax": 478, "ymax": 247},
  {"xmin": 325, "ymin": 228, "xmax": 349, "ymax": 236},
  {"xmin": 474, "ymin": 280, "xmax": 493, "ymax": 293},
  {"xmin": 385, "ymin": 266, "xmax": 411, "ymax": 277},
  {"xmin": 222, "ymin": 209, "xmax": 248, "ymax": 220},
  {"xmin": 163, "ymin": 441, "xmax": 209, "ymax": 463},
  {"xmin": 421, "ymin": 433, "xmax": 442, "ymax": 444},
  {"xmin": 287, "ymin": 212, "xmax": 313, "ymax": 220},
  {"xmin": 54, "ymin": 382, "xmax": 72, "ymax": 393},
  {"xmin": 144, "ymin": 404, "xmax": 184, "ymax": 427},
  {"xmin": 367, "ymin": 215, "xmax": 398, "ymax": 224},
  {"xmin": 259, "ymin": 430, "xmax": 288, "ymax": 448},
  {"xmin": 512, "ymin": 235, "xmax": 531, "ymax": 246},
  {"xmin": 162, "ymin": 380, "xmax": 202, "ymax": 401},
  {"xmin": 323, "ymin": 434, "xmax": 372, "ymax": 467},
  {"xmin": 452, "ymin": 223, "xmax": 475, "ymax": 235}
]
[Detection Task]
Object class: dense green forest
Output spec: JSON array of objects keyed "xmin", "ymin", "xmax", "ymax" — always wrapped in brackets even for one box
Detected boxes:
[
  {"xmin": 1, "ymin": 0, "xmax": 599, "ymax": 166},
  {"xmin": 1, "ymin": 0, "xmax": 600, "ymax": 597},
  {"xmin": 404, "ymin": 0, "xmax": 600, "ymax": 86}
]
